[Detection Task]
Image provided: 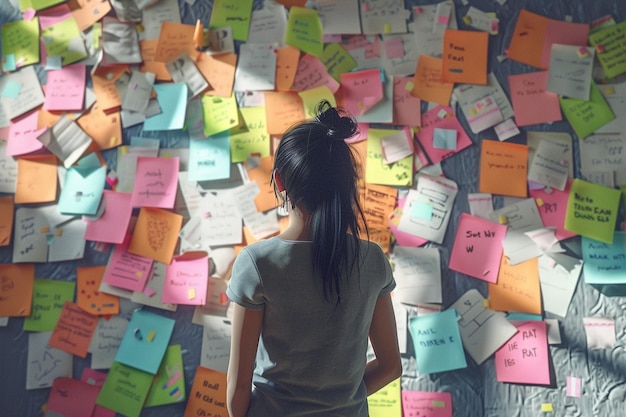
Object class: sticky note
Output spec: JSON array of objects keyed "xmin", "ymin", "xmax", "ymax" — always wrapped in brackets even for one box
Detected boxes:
[
  {"xmin": 433, "ymin": 128, "xmax": 457, "ymax": 150},
  {"xmin": 3, "ymin": 54, "xmax": 16, "ymax": 72},
  {"xmin": 541, "ymin": 403, "xmax": 553, "ymax": 412},
  {"xmin": 411, "ymin": 201, "xmax": 433, "ymax": 220},
  {"xmin": 2, "ymin": 81, "xmax": 21, "ymax": 98},
  {"xmin": 188, "ymin": 288, "xmax": 196, "ymax": 300}
]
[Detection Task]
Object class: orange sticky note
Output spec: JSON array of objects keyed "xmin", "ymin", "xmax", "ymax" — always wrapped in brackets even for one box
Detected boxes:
[
  {"xmin": 15, "ymin": 155, "xmax": 58, "ymax": 204},
  {"xmin": 139, "ymin": 40, "xmax": 172, "ymax": 82},
  {"xmin": 442, "ymin": 30, "xmax": 489, "ymax": 85},
  {"xmin": 245, "ymin": 155, "xmax": 278, "ymax": 212},
  {"xmin": 183, "ymin": 367, "xmax": 228, "ymax": 417},
  {"xmin": 507, "ymin": 10, "xmax": 548, "ymax": 69},
  {"xmin": 0, "ymin": 196, "xmax": 14, "ymax": 246},
  {"xmin": 195, "ymin": 52, "xmax": 237, "ymax": 98},
  {"xmin": 489, "ymin": 254, "xmax": 542, "ymax": 315},
  {"xmin": 154, "ymin": 21, "xmax": 199, "ymax": 63},
  {"xmin": 411, "ymin": 55, "xmax": 454, "ymax": 106},
  {"xmin": 479, "ymin": 139, "xmax": 528, "ymax": 198},
  {"xmin": 71, "ymin": 0, "xmax": 112, "ymax": 31},
  {"xmin": 91, "ymin": 65, "xmax": 128, "ymax": 113},
  {"xmin": 48, "ymin": 301, "xmax": 99, "ymax": 358},
  {"xmin": 76, "ymin": 266, "xmax": 120, "ymax": 316},
  {"xmin": 128, "ymin": 207, "xmax": 183, "ymax": 265},
  {"xmin": 275, "ymin": 45, "xmax": 301, "ymax": 92},
  {"xmin": 263, "ymin": 91, "xmax": 305, "ymax": 135},
  {"xmin": 77, "ymin": 105, "xmax": 122, "ymax": 151},
  {"xmin": 0, "ymin": 263, "xmax": 35, "ymax": 317}
]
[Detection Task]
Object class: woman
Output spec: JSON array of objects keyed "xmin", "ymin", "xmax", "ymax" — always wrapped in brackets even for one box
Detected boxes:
[{"xmin": 226, "ymin": 101, "xmax": 402, "ymax": 416}]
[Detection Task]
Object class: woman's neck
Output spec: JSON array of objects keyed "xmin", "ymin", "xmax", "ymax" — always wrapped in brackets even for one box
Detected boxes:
[{"xmin": 278, "ymin": 205, "xmax": 312, "ymax": 241}]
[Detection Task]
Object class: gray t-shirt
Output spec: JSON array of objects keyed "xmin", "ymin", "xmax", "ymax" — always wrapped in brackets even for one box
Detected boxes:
[{"xmin": 227, "ymin": 237, "xmax": 395, "ymax": 417}]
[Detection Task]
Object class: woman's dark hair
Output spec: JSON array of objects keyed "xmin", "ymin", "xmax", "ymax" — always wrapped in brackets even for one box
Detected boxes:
[{"xmin": 272, "ymin": 100, "xmax": 367, "ymax": 303}]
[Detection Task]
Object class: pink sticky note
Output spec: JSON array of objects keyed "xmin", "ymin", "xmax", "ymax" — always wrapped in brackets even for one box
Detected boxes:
[
  {"xmin": 393, "ymin": 77, "xmax": 421, "ymax": 126},
  {"xmin": 495, "ymin": 321, "xmax": 550, "ymax": 385},
  {"xmin": 44, "ymin": 64, "xmax": 87, "ymax": 112},
  {"xmin": 131, "ymin": 156, "xmax": 180, "ymax": 209},
  {"xmin": 292, "ymin": 54, "xmax": 340, "ymax": 93},
  {"xmin": 448, "ymin": 213, "xmax": 507, "ymax": 283},
  {"xmin": 384, "ymin": 38, "xmax": 405, "ymax": 59},
  {"xmin": 38, "ymin": 3, "xmax": 73, "ymax": 30},
  {"xmin": 85, "ymin": 191, "xmax": 133, "ymax": 244},
  {"xmin": 566, "ymin": 376, "xmax": 582, "ymax": 398},
  {"xmin": 47, "ymin": 377, "xmax": 100, "ymax": 417},
  {"xmin": 102, "ymin": 235, "xmax": 154, "ymax": 292},
  {"xmin": 437, "ymin": 15, "xmax": 450, "ymax": 25},
  {"xmin": 80, "ymin": 369, "xmax": 116, "ymax": 417},
  {"xmin": 416, "ymin": 105, "xmax": 473, "ymax": 165},
  {"xmin": 22, "ymin": 8, "xmax": 36, "ymax": 21},
  {"xmin": 529, "ymin": 179, "xmax": 577, "ymax": 242},
  {"xmin": 540, "ymin": 19, "xmax": 589, "ymax": 69},
  {"xmin": 508, "ymin": 71, "xmax": 562, "ymax": 126},
  {"xmin": 402, "ymin": 391, "xmax": 453, "ymax": 417},
  {"xmin": 7, "ymin": 110, "xmax": 46, "ymax": 156},
  {"xmin": 162, "ymin": 252, "xmax": 209, "ymax": 305},
  {"xmin": 340, "ymin": 68, "xmax": 384, "ymax": 116}
]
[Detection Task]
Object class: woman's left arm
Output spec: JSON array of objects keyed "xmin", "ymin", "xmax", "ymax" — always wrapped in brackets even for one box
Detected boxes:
[{"xmin": 227, "ymin": 303, "xmax": 264, "ymax": 417}]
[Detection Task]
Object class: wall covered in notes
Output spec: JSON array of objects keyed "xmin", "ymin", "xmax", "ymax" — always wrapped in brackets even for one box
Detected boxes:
[{"xmin": 1, "ymin": 0, "xmax": 626, "ymax": 416}]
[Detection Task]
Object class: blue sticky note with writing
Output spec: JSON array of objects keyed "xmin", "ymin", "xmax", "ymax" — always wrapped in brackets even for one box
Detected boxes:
[
  {"xmin": 2, "ymin": 80, "xmax": 21, "ymax": 98},
  {"xmin": 143, "ymin": 83, "xmax": 187, "ymax": 131},
  {"xmin": 411, "ymin": 201, "xmax": 433, "ymax": 220},
  {"xmin": 57, "ymin": 166, "xmax": 106, "ymax": 215},
  {"xmin": 582, "ymin": 232, "xmax": 626, "ymax": 284},
  {"xmin": 115, "ymin": 309, "xmax": 175, "ymax": 375},
  {"xmin": 433, "ymin": 128, "xmax": 457, "ymax": 150},
  {"xmin": 188, "ymin": 134, "xmax": 231, "ymax": 181},
  {"xmin": 409, "ymin": 309, "xmax": 467, "ymax": 374}
]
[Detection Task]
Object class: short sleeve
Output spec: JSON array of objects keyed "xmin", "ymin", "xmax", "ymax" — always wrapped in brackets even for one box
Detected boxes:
[
  {"xmin": 378, "ymin": 247, "xmax": 396, "ymax": 296},
  {"xmin": 226, "ymin": 248, "xmax": 265, "ymax": 310}
]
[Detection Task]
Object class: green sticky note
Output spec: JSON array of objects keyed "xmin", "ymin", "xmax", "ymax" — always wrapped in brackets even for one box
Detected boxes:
[
  {"xmin": 564, "ymin": 178, "xmax": 621, "ymax": 244},
  {"xmin": 1, "ymin": 18, "xmax": 40, "ymax": 68},
  {"xmin": 560, "ymin": 82, "xmax": 615, "ymax": 139},
  {"xmin": 24, "ymin": 279, "xmax": 76, "ymax": 332},
  {"xmin": 285, "ymin": 7, "xmax": 324, "ymax": 58},
  {"xmin": 298, "ymin": 86, "xmax": 336, "ymax": 118},
  {"xmin": 41, "ymin": 17, "xmax": 88, "ymax": 66},
  {"xmin": 366, "ymin": 128, "xmax": 413, "ymax": 187},
  {"xmin": 145, "ymin": 345, "xmax": 186, "ymax": 407},
  {"xmin": 202, "ymin": 94, "xmax": 239, "ymax": 137},
  {"xmin": 96, "ymin": 361, "xmax": 154, "ymax": 417},
  {"xmin": 589, "ymin": 20, "xmax": 626, "ymax": 79},
  {"xmin": 19, "ymin": 0, "xmax": 65, "ymax": 11},
  {"xmin": 322, "ymin": 43, "xmax": 357, "ymax": 82},
  {"xmin": 209, "ymin": 0, "xmax": 254, "ymax": 41},
  {"xmin": 229, "ymin": 107, "xmax": 271, "ymax": 163}
]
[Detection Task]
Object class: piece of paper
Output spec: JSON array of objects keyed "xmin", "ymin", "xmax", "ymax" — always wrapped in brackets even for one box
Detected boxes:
[
  {"xmin": 529, "ymin": 180, "xmax": 577, "ymax": 242},
  {"xmin": 41, "ymin": 15, "xmax": 88, "ymax": 66},
  {"xmin": 188, "ymin": 135, "xmax": 231, "ymax": 182},
  {"xmin": 23, "ymin": 279, "xmax": 75, "ymax": 331},
  {"xmin": 467, "ymin": 193, "xmax": 493, "ymax": 219},
  {"xmin": 263, "ymin": 91, "xmax": 304, "ymax": 135},
  {"xmin": 402, "ymin": 391, "xmax": 452, "ymax": 417},
  {"xmin": 442, "ymin": 30, "xmax": 488, "ymax": 85},
  {"xmin": 145, "ymin": 344, "xmax": 186, "ymax": 406},
  {"xmin": 201, "ymin": 94, "xmax": 239, "ymax": 137},
  {"xmin": 47, "ymin": 377, "xmax": 100, "ymax": 417},
  {"xmin": 77, "ymin": 105, "xmax": 123, "ymax": 151},
  {"xmin": 392, "ymin": 77, "xmax": 421, "ymax": 126},
  {"xmin": 411, "ymin": 55, "xmax": 454, "ymax": 106},
  {"xmin": 489, "ymin": 255, "xmax": 542, "ymax": 314},
  {"xmin": 367, "ymin": 378, "xmax": 402, "ymax": 417},
  {"xmin": 275, "ymin": 45, "xmax": 300, "ymax": 92},
  {"xmin": 44, "ymin": 64, "xmax": 86, "ymax": 112},
  {"xmin": 546, "ymin": 44, "xmax": 594, "ymax": 100},
  {"xmin": 247, "ymin": 1, "xmax": 288, "ymax": 44},
  {"xmin": 88, "ymin": 316, "xmax": 129, "ymax": 370},
  {"xmin": 397, "ymin": 174, "xmax": 458, "ymax": 244},
  {"xmin": 564, "ymin": 178, "xmax": 620, "ymax": 244},
  {"xmin": 233, "ymin": 43, "xmax": 277, "ymax": 92},
  {"xmin": 494, "ymin": 119, "xmax": 521, "ymax": 141},
  {"xmin": 390, "ymin": 247, "xmax": 441, "ymax": 305},
  {"xmin": 58, "ymin": 165, "xmax": 106, "ymax": 215},
  {"xmin": 527, "ymin": 139, "xmax": 570, "ymax": 191},
  {"xmin": 131, "ymin": 262, "xmax": 178, "ymax": 312},
  {"xmin": 195, "ymin": 52, "xmax": 237, "ymax": 98},
  {"xmin": 479, "ymin": 139, "xmax": 528, "ymax": 198},
  {"xmin": 315, "ymin": 0, "xmax": 361, "ymax": 35},
  {"xmin": 449, "ymin": 212, "xmax": 506, "ymax": 282},
  {"xmin": 582, "ymin": 232, "xmax": 626, "ymax": 285},
  {"xmin": 409, "ymin": 309, "xmax": 467, "ymax": 374},
  {"xmin": 100, "ymin": 17, "xmax": 141, "ymax": 64},
  {"xmin": 0, "ymin": 66, "xmax": 45, "ymax": 121},
  {"xmin": 37, "ymin": 115, "xmax": 93, "ymax": 168},
  {"xmin": 360, "ymin": 0, "xmax": 409, "ymax": 34},
  {"xmin": 322, "ymin": 42, "xmax": 357, "ymax": 82},
  {"xmin": 588, "ymin": 20, "xmax": 626, "ymax": 79},
  {"xmin": 1, "ymin": 18, "xmax": 40, "ymax": 70},
  {"xmin": 77, "ymin": 266, "xmax": 119, "ymax": 316},
  {"xmin": 163, "ymin": 251, "xmax": 209, "ymax": 305},
  {"xmin": 7, "ymin": 110, "xmax": 46, "ymax": 157},
  {"xmin": 495, "ymin": 320, "xmax": 550, "ymax": 384},
  {"xmin": 48, "ymin": 301, "xmax": 99, "ymax": 358},
  {"xmin": 26, "ymin": 332, "xmax": 72, "ymax": 390},
  {"xmin": 508, "ymin": 71, "xmax": 562, "ymax": 127},
  {"xmin": 583, "ymin": 317, "xmax": 616, "ymax": 349},
  {"xmin": 416, "ymin": 105, "xmax": 473, "ymax": 165},
  {"xmin": 488, "ymin": 198, "xmax": 544, "ymax": 233},
  {"xmin": 0, "ymin": 263, "xmax": 34, "ymax": 317},
  {"xmin": 285, "ymin": 6, "xmax": 323, "ymax": 57},
  {"xmin": 0, "ymin": 142, "xmax": 17, "ymax": 192},
  {"xmin": 341, "ymin": 68, "xmax": 384, "ymax": 116},
  {"xmin": 538, "ymin": 253, "xmax": 582, "ymax": 318},
  {"xmin": 102, "ymin": 235, "xmax": 153, "ymax": 292},
  {"xmin": 381, "ymin": 129, "xmax": 413, "ymax": 164},
  {"xmin": 85, "ymin": 191, "xmax": 133, "ymax": 244},
  {"xmin": 131, "ymin": 157, "xmax": 179, "ymax": 209},
  {"xmin": 560, "ymin": 81, "xmax": 615, "ymax": 139},
  {"xmin": 129, "ymin": 207, "xmax": 183, "ymax": 266},
  {"xmin": 12, "ymin": 207, "xmax": 49, "ymax": 263},
  {"xmin": 596, "ymin": 84, "xmax": 626, "ymax": 134},
  {"xmin": 183, "ymin": 367, "xmax": 229, "ymax": 417},
  {"xmin": 0, "ymin": 196, "xmax": 14, "ymax": 247},
  {"xmin": 143, "ymin": 83, "xmax": 187, "ymax": 131},
  {"xmin": 450, "ymin": 289, "xmax": 518, "ymax": 365},
  {"xmin": 292, "ymin": 53, "xmax": 340, "ymax": 93},
  {"xmin": 527, "ymin": 131, "xmax": 574, "ymax": 179},
  {"xmin": 209, "ymin": 0, "xmax": 254, "ymax": 41},
  {"xmin": 96, "ymin": 361, "xmax": 154, "ymax": 417},
  {"xmin": 200, "ymin": 315, "xmax": 232, "ymax": 373}
]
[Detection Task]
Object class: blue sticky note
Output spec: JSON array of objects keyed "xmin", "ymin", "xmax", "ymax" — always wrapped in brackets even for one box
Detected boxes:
[
  {"xmin": 411, "ymin": 201, "xmax": 433, "ymax": 220},
  {"xmin": 2, "ymin": 81, "xmax": 22, "ymax": 99},
  {"xmin": 115, "ymin": 309, "xmax": 176, "ymax": 375},
  {"xmin": 2, "ymin": 53, "xmax": 16, "ymax": 72},
  {"xmin": 188, "ymin": 133, "xmax": 231, "ymax": 181},
  {"xmin": 507, "ymin": 312, "xmax": 543, "ymax": 321},
  {"xmin": 57, "ymin": 166, "xmax": 106, "ymax": 215},
  {"xmin": 143, "ymin": 83, "xmax": 187, "ymax": 131},
  {"xmin": 130, "ymin": 137, "xmax": 161, "ymax": 149},
  {"xmin": 409, "ymin": 309, "xmax": 467, "ymax": 374},
  {"xmin": 45, "ymin": 55, "xmax": 63, "ymax": 70},
  {"xmin": 582, "ymin": 232, "xmax": 626, "ymax": 284},
  {"xmin": 433, "ymin": 128, "xmax": 457, "ymax": 150}
]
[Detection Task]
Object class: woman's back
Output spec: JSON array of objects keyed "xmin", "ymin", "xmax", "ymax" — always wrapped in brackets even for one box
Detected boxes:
[{"xmin": 227, "ymin": 237, "xmax": 394, "ymax": 416}]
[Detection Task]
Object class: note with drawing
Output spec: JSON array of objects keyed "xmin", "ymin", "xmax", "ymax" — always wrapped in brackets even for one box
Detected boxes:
[{"xmin": 26, "ymin": 332, "xmax": 72, "ymax": 390}]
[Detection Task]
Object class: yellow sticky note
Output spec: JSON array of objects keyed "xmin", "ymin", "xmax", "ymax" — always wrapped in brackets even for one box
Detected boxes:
[
  {"xmin": 146, "ymin": 329, "xmax": 156, "ymax": 342},
  {"xmin": 188, "ymin": 288, "xmax": 196, "ymax": 300},
  {"xmin": 40, "ymin": 227, "xmax": 49, "ymax": 234},
  {"xmin": 483, "ymin": 299, "xmax": 490, "ymax": 308},
  {"xmin": 536, "ymin": 197, "xmax": 544, "ymax": 207},
  {"xmin": 498, "ymin": 215, "xmax": 508, "ymax": 225},
  {"xmin": 462, "ymin": 16, "xmax": 472, "ymax": 25},
  {"xmin": 55, "ymin": 229, "xmax": 63, "ymax": 237},
  {"xmin": 604, "ymin": 87, "xmax": 615, "ymax": 95},
  {"xmin": 405, "ymin": 81, "xmax": 414, "ymax": 91},
  {"xmin": 384, "ymin": 23, "xmax": 392, "ymax": 33},
  {"xmin": 541, "ymin": 403, "xmax": 553, "ymax": 412},
  {"xmin": 136, "ymin": 271, "xmax": 143, "ymax": 278}
]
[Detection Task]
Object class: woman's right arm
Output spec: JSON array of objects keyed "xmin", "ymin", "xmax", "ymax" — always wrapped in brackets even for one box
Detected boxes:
[{"xmin": 364, "ymin": 292, "xmax": 403, "ymax": 395}]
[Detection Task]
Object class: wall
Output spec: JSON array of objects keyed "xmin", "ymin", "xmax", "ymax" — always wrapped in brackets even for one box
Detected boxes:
[{"xmin": 1, "ymin": 0, "xmax": 626, "ymax": 416}]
